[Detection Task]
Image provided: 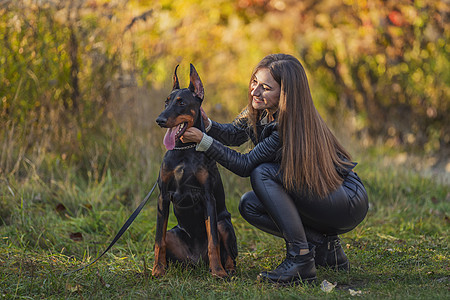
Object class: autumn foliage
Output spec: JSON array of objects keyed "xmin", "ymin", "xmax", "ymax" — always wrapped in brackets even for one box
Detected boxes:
[{"xmin": 0, "ymin": 0, "xmax": 448, "ymax": 176}]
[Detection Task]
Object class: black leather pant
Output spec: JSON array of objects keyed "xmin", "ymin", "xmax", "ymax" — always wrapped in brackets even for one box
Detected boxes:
[{"xmin": 239, "ymin": 163, "xmax": 369, "ymax": 249}]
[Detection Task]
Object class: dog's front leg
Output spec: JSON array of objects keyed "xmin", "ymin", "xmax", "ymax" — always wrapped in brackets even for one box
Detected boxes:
[
  {"xmin": 152, "ymin": 192, "xmax": 170, "ymax": 277},
  {"xmin": 203, "ymin": 192, "xmax": 228, "ymax": 278}
]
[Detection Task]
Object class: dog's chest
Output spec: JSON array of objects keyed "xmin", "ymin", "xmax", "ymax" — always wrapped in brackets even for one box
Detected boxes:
[{"xmin": 160, "ymin": 151, "xmax": 213, "ymax": 197}]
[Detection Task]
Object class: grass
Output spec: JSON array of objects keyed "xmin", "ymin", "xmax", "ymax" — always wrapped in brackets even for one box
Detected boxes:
[{"xmin": 0, "ymin": 148, "xmax": 449, "ymax": 299}]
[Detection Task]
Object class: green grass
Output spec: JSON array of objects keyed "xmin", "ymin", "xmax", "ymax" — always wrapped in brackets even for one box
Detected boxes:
[{"xmin": 0, "ymin": 151, "xmax": 449, "ymax": 299}]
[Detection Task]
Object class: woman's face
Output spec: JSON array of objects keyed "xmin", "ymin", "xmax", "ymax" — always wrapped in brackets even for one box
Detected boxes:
[{"xmin": 250, "ymin": 68, "xmax": 281, "ymax": 114}]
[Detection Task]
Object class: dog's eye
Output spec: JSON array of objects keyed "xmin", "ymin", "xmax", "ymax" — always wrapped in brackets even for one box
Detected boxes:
[{"xmin": 176, "ymin": 99, "xmax": 185, "ymax": 106}]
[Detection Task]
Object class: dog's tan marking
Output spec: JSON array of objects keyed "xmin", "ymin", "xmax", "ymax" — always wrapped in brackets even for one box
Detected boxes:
[
  {"xmin": 205, "ymin": 217, "xmax": 228, "ymax": 278},
  {"xmin": 152, "ymin": 244, "xmax": 166, "ymax": 277},
  {"xmin": 152, "ymin": 209, "xmax": 169, "ymax": 277},
  {"xmin": 160, "ymin": 164, "xmax": 174, "ymax": 183},
  {"xmin": 195, "ymin": 167, "xmax": 209, "ymax": 185},
  {"xmin": 174, "ymin": 164, "xmax": 184, "ymax": 183},
  {"xmin": 165, "ymin": 115, "xmax": 195, "ymax": 132},
  {"xmin": 218, "ymin": 222, "xmax": 236, "ymax": 273}
]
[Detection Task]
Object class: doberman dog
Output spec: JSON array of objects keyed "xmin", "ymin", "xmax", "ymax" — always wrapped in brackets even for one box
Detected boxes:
[{"xmin": 153, "ymin": 64, "xmax": 238, "ymax": 278}]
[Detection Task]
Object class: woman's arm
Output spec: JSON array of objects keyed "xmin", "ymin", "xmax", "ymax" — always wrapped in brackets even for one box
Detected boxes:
[
  {"xmin": 199, "ymin": 130, "xmax": 281, "ymax": 177},
  {"xmin": 207, "ymin": 120, "xmax": 249, "ymax": 146},
  {"xmin": 201, "ymin": 108, "xmax": 250, "ymax": 147}
]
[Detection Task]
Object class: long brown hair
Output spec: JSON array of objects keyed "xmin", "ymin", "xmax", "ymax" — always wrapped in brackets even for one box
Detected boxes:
[{"xmin": 246, "ymin": 54, "xmax": 353, "ymax": 198}]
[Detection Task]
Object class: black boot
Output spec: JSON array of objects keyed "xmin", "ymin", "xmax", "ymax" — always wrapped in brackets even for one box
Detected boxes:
[
  {"xmin": 320, "ymin": 236, "xmax": 349, "ymax": 271},
  {"xmin": 257, "ymin": 243, "xmax": 317, "ymax": 285},
  {"xmin": 305, "ymin": 228, "xmax": 349, "ymax": 271}
]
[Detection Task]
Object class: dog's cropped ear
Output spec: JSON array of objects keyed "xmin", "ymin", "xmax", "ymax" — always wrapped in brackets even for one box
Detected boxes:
[
  {"xmin": 188, "ymin": 64, "xmax": 204, "ymax": 101},
  {"xmin": 172, "ymin": 64, "xmax": 180, "ymax": 90}
]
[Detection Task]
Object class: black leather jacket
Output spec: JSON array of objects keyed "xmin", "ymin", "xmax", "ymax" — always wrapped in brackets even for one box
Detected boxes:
[{"xmin": 204, "ymin": 111, "xmax": 281, "ymax": 177}]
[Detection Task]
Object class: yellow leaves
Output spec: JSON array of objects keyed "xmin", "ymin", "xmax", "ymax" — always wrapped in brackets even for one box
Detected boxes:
[
  {"xmin": 157, "ymin": 10, "xmax": 177, "ymax": 32},
  {"xmin": 411, "ymin": 68, "xmax": 424, "ymax": 84},
  {"xmin": 325, "ymin": 52, "xmax": 336, "ymax": 68},
  {"xmin": 0, "ymin": 0, "xmax": 446, "ymax": 156},
  {"xmin": 8, "ymin": 15, "xmax": 22, "ymax": 33},
  {"xmin": 315, "ymin": 14, "xmax": 330, "ymax": 28},
  {"xmin": 272, "ymin": 0, "xmax": 286, "ymax": 11}
]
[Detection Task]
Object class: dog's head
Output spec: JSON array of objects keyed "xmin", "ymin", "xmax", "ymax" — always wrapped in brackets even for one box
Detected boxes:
[{"xmin": 156, "ymin": 64, "xmax": 204, "ymax": 150}]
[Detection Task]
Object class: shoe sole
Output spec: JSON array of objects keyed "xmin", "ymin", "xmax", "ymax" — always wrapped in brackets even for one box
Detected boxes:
[{"xmin": 258, "ymin": 275, "xmax": 318, "ymax": 286}]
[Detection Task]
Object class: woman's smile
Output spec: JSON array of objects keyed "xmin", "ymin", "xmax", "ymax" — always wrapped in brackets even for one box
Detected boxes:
[{"xmin": 252, "ymin": 97, "xmax": 263, "ymax": 104}]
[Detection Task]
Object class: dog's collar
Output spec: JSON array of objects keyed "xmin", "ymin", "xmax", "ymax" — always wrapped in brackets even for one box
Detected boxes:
[{"xmin": 173, "ymin": 144, "xmax": 196, "ymax": 150}]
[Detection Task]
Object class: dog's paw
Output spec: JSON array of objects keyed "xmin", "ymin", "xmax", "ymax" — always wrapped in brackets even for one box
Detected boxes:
[
  {"xmin": 152, "ymin": 265, "xmax": 166, "ymax": 278},
  {"xmin": 224, "ymin": 257, "xmax": 236, "ymax": 274},
  {"xmin": 211, "ymin": 267, "xmax": 229, "ymax": 279}
]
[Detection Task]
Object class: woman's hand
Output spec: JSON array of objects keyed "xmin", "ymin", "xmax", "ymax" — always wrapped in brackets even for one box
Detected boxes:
[{"xmin": 180, "ymin": 127, "xmax": 204, "ymax": 143}]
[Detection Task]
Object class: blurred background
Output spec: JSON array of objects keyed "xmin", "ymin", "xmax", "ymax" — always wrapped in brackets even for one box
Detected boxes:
[{"xmin": 1, "ymin": 0, "xmax": 449, "ymax": 206}]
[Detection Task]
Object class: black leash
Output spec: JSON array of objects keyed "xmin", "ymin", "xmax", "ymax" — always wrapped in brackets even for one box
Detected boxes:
[{"xmin": 63, "ymin": 181, "xmax": 158, "ymax": 276}]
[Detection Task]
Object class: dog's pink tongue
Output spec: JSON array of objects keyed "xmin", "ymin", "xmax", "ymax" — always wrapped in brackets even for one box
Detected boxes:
[{"xmin": 163, "ymin": 127, "xmax": 177, "ymax": 150}]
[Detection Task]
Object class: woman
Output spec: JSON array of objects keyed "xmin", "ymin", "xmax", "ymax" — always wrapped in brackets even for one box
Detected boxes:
[{"xmin": 181, "ymin": 54, "xmax": 368, "ymax": 284}]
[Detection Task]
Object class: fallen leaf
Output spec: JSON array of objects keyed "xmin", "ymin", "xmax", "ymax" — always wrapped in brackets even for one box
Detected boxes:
[
  {"xmin": 55, "ymin": 203, "xmax": 67, "ymax": 213},
  {"xmin": 377, "ymin": 233, "xmax": 399, "ymax": 241},
  {"xmin": 66, "ymin": 284, "xmax": 82, "ymax": 293},
  {"xmin": 83, "ymin": 203, "xmax": 93, "ymax": 210},
  {"xmin": 320, "ymin": 280, "xmax": 336, "ymax": 293},
  {"xmin": 349, "ymin": 289, "xmax": 362, "ymax": 296},
  {"xmin": 69, "ymin": 232, "xmax": 83, "ymax": 241}
]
